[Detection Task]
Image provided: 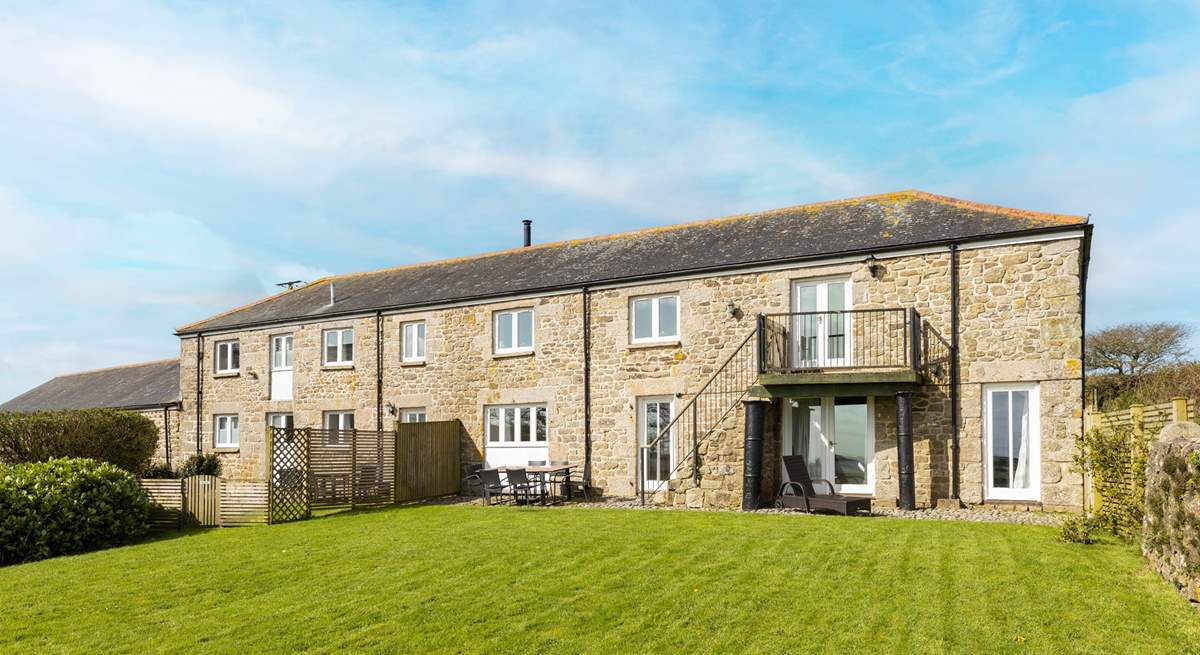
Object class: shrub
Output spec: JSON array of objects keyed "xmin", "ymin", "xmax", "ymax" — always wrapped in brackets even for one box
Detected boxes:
[
  {"xmin": 1059, "ymin": 515, "xmax": 1096, "ymax": 544},
  {"xmin": 141, "ymin": 462, "xmax": 177, "ymax": 479},
  {"xmin": 0, "ymin": 458, "xmax": 150, "ymax": 565},
  {"xmin": 0, "ymin": 409, "xmax": 158, "ymax": 474},
  {"xmin": 179, "ymin": 453, "xmax": 222, "ymax": 478}
]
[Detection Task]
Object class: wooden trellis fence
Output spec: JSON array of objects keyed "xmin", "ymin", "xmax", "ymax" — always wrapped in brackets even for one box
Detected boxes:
[{"xmin": 268, "ymin": 420, "xmax": 462, "ymax": 524}]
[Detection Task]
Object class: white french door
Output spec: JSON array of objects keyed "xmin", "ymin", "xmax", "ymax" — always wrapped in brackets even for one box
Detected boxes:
[
  {"xmin": 639, "ymin": 397, "xmax": 675, "ymax": 492},
  {"xmin": 984, "ymin": 384, "xmax": 1040, "ymax": 501},
  {"xmin": 791, "ymin": 279, "xmax": 852, "ymax": 368},
  {"xmin": 270, "ymin": 334, "xmax": 293, "ymax": 401},
  {"xmin": 781, "ymin": 396, "xmax": 874, "ymax": 494}
]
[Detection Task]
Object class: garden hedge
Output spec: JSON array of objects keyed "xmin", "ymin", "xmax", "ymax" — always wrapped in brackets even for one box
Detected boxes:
[
  {"xmin": 0, "ymin": 408, "xmax": 158, "ymax": 474},
  {"xmin": 0, "ymin": 458, "xmax": 150, "ymax": 565}
]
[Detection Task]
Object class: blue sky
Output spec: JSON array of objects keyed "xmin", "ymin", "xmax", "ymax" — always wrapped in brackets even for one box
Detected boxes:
[{"xmin": 1, "ymin": 1, "xmax": 1198, "ymax": 401}]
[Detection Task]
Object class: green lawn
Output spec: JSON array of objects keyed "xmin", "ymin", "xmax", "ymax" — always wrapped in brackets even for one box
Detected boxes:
[{"xmin": 1, "ymin": 504, "xmax": 1198, "ymax": 654}]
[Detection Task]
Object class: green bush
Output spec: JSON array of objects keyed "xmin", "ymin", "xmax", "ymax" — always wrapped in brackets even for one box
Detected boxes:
[
  {"xmin": 0, "ymin": 458, "xmax": 150, "ymax": 565},
  {"xmin": 0, "ymin": 409, "xmax": 158, "ymax": 474},
  {"xmin": 1059, "ymin": 515, "xmax": 1097, "ymax": 544},
  {"xmin": 140, "ymin": 462, "xmax": 177, "ymax": 479},
  {"xmin": 179, "ymin": 453, "xmax": 222, "ymax": 478}
]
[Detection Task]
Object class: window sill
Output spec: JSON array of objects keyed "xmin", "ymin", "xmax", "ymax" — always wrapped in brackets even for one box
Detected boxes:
[
  {"xmin": 400, "ymin": 360, "xmax": 427, "ymax": 368},
  {"xmin": 213, "ymin": 371, "xmax": 240, "ymax": 379},
  {"xmin": 213, "ymin": 447, "xmax": 240, "ymax": 454},
  {"xmin": 321, "ymin": 364, "xmax": 355, "ymax": 371},
  {"xmin": 628, "ymin": 340, "xmax": 681, "ymax": 350},
  {"xmin": 492, "ymin": 350, "xmax": 535, "ymax": 360}
]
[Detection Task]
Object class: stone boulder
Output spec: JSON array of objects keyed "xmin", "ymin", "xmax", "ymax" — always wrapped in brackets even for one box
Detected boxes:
[{"xmin": 1143, "ymin": 421, "xmax": 1200, "ymax": 605}]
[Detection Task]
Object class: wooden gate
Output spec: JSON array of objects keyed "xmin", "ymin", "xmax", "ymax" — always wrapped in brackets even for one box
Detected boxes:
[
  {"xmin": 395, "ymin": 420, "xmax": 462, "ymax": 502},
  {"xmin": 183, "ymin": 475, "xmax": 221, "ymax": 527}
]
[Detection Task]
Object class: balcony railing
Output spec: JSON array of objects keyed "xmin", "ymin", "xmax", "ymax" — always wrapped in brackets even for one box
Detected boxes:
[{"xmin": 757, "ymin": 308, "xmax": 922, "ymax": 373}]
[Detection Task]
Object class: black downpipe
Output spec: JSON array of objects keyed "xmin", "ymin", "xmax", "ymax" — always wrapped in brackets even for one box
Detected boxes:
[
  {"xmin": 582, "ymin": 287, "xmax": 593, "ymax": 487},
  {"xmin": 163, "ymin": 405, "xmax": 172, "ymax": 467},
  {"xmin": 1079, "ymin": 224, "xmax": 1093, "ymax": 505},
  {"xmin": 742, "ymin": 399, "xmax": 767, "ymax": 511},
  {"xmin": 194, "ymin": 334, "xmax": 203, "ymax": 455},
  {"xmin": 896, "ymin": 391, "xmax": 916, "ymax": 510},
  {"xmin": 376, "ymin": 311, "xmax": 384, "ymax": 430},
  {"xmin": 949, "ymin": 243, "xmax": 961, "ymax": 500}
]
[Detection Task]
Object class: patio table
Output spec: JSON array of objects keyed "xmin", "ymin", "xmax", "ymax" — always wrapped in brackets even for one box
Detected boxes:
[{"xmin": 497, "ymin": 465, "xmax": 574, "ymax": 503}]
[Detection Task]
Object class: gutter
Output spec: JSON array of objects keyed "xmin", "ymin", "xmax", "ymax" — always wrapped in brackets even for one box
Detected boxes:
[{"xmin": 175, "ymin": 224, "xmax": 1089, "ymax": 337}]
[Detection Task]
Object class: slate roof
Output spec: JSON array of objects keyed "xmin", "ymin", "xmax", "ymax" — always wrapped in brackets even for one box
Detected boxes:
[
  {"xmin": 0, "ymin": 359, "xmax": 181, "ymax": 412},
  {"xmin": 178, "ymin": 190, "xmax": 1088, "ymax": 334}
]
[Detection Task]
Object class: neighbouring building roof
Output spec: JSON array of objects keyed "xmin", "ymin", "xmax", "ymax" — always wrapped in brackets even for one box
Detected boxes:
[
  {"xmin": 178, "ymin": 190, "xmax": 1089, "ymax": 334},
  {"xmin": 0, "ymin": 359, "xmax": 181, "ymax": 412}
]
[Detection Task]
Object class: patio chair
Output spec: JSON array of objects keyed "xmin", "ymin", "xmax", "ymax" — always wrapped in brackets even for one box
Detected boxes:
[
  {"xmin": 506, "ymin": 468, "xmax": 544, "ymax": 506},
  {"xmin": 478, "ymin": 468, "xmax": 510, "ymax": 506},
  {"xmin": 548, "ymin": 460, "xmax": 590, "ymax": 501},
  {"xmin": 463, "ymin": 463, "xmax": 484, "ymax": 496},
  {"xmin": 775, "ymin": 455, "xmax": 871, "ymax": 515}
]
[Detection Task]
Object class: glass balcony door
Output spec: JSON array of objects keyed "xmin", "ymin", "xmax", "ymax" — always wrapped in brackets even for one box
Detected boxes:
[{"xmin": 791, "ymin": 279, "xmax": 852, "ymax": 369}]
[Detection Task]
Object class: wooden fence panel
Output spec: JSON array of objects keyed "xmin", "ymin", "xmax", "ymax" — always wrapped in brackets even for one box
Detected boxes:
[
  {"xmin": 140, "ymin": 479, "xmax": 183, "ymax": 530},
  {"xmin": 395, "ymin": 420, "xmax": 462, "ymax": 502},
  {"xmin": 183, "ymin": 475, "xmax": 221, "ymax": 527},
  {"xmin": 220, "ymin": 481, "xmax": 269, "ymax": 526}
]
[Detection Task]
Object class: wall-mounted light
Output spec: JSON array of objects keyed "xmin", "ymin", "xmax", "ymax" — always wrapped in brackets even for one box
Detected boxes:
[
  {"xmin": 865, "ymin": 254, "xmax": 882, "ymax": 279},
  {"xmin": 386, "ymin": 402, "xmax": 398, "ymax": 417},
  {"xmin": 726, "ymin": 300, "xmax": 741, "ymax": 319}
]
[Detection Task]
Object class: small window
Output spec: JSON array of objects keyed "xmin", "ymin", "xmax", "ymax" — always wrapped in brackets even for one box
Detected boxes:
[
  {"xmin": 323, "ymin": 411, "xmax": 355, "ymax": 446},
  {"xmin": 214, "ymin": 414, "xmax": 240, "ymax": 448},
  {"xmin": 400, "ymin": 407, "xmax": 427, "ymax": 423},
  {"xmin": 494, "ymin": 309, "xmax": 534, "ymax": 354},
  {"xmin": 484, "ymin": 404, "xmax": 547, "ymax": 444},
  {"xmin": 271, "ymin": 335, "xmax": 293, "ymax": 370},
  {"xmin": 323, "ymin": 328, "xmax": 353, "ymax": 365},
  {"xmin": 214, "ymin": 340, "xmax": 240, "ymax": 374},
  {"xmin": 631, "ymin": 294, "xmax": 679, "ymax": 343},
  {"xmin": 402, "ymin": 322, "xmax": 426, "ymax": 362}
]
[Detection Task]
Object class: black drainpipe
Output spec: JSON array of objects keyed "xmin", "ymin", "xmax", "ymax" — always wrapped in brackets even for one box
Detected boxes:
[
  {"xmin": 1079, "ymin": 223, "xmax": 1093, "ymax": 506},
  {"xmin": 582, "ymin": 286, "xmax": 593, "ymax": 487},
  {"xmin": 194, "ymin": 333, "xmax": 203, "ymax": 455},
  {"xmin": 949, "ymin": 243, "xmax": 961, "ymax": 500},
  {"xmin": 163, "ymin": 405, "xmax": 172, "ymax": 467},
  {"xmin": 376, "ymin": 311, "xmax": 384, "ymax": 430}
]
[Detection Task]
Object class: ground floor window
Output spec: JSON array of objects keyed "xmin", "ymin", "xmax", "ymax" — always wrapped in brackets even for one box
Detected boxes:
[
  {"xmin": 485, "ymin": 404, "xmax": 547, "ymax": 443},
  {"xmin": 214, "ymin": 414, "xmax": 239, "ymax": 448},
  {"xmin": 984, "ymin": 384, "xmax": 1040, "ymax": 501},
  {"xmin": 400, "ymin": 407, "xmax": 427, "ymax": 423},
  {"xmin": 638, "ymin": 396, "xmax": 674, "ymax": 488},
  {"xmin": 782, "ymin": 396, "xmax": 873, "ymax": 494},
  {"xmin": 323, "ymin": 411, "xmax": 354, "ymax": 446}
]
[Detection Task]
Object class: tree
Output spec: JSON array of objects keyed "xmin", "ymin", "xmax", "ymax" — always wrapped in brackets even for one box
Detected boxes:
[{"xmin": 1086, "ymin": 321, "xmax": 1193, "ymax": 380}]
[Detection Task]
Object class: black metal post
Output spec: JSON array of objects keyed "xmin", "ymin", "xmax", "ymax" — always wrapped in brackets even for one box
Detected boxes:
[
  {"xmin": 896, "ymin": 391, "xmax": 916, "ymax": 510},
  {"xmin": 742, "ymin": 399, "xmax": 767, "ymax": 511},
  {"xmin": 908, "ymin": 307, "xmax": 922, "ymax": 371}
]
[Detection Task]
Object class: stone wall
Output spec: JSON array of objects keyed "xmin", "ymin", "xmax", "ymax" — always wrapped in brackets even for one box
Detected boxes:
[
  {"xmin": 1143, "ymin": 421, "xmax": 1200, "ymax": 605},
  {"xmin": 140, "ymin": 406, "xmax": 182, "ymax": 467},
  {"xmin": 176, "ymin": 235, "xmax": 1086, "ymax": 510}
]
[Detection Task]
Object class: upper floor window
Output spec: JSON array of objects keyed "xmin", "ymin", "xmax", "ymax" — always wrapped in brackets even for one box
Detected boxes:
[
  {"xmin": 323, "ymin": 328, "xmax": 353, "ymax": 365},
  {"xmin": 402, "ymin": 321, "xmax": 426, "ymax": 362},
  {"xmin": 214, "ymin": 414, "xmax": 239, "ymax": 448},
  {"xmin": 214, "ymin": 340, "xmax": 240, "ymax": 374},
  {"xmin": 271, "ymin": 334, "xmax": 293, "ymax": 370},
  {"xmin": 631, "ymin": 294, "xmax": 679, "ymax": 343},
  {"xmin": 494, "ymin": 309, "xmax": 534, "ymax": 354}
]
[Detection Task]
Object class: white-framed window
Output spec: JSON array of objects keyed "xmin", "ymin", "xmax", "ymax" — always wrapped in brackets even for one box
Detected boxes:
[
  {"xmin": 401, "ymin": 407, "xmax": 427, "ymax": 423},
  {"xmin": 631, "ymin": 294, "xmax": 679, "ymax": 343},
  {"xmin": 984, "ymin": 384, "xmax": 1041, "ymax": 502},
  {"xmin": 639, "ymin": 396, "xmax": 675, "ymax": 487},
  {"xmin": 485, "ymin": 404, "xmax": 547, "ymax": 444},
  {"xmin": 494, "ymin": 309, "xmax": 534, "ymax": 354},
  {"xmin": 402, "ymin": 321, "xmax": 426, "ymax": 362},
  {"xmin": 214, "ymin": 414, "xmax": 239, "ymax": 448},
  {"xmin": 323, "ymin": 411, "xmax": 355, "ymax": 446},
  {"xmin": 214, "ymin": 340, "xmax": 240, "ymax": 374},
  {"xmin": 267, "ymin": 413, "xmax": 294, "ymax": 430},
  {"xmin": 271, "ymin": 334, "xmax": 293, "ymax": 370},
  {"xmin": 323, "ymin": 328, "xmax": 353, "ymax": 365}
]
